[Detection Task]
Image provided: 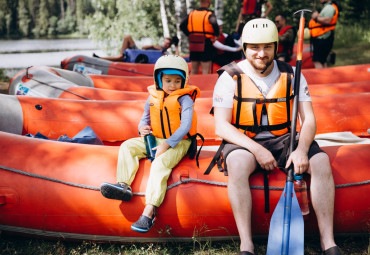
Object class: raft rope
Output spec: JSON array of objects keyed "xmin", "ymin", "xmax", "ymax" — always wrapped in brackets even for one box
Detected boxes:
[
  {"xmin": 61, "ymin": 61, "xmax": 153, "ymax": 76},
  {"xmin": 1, "ymin": 164, "xmax": 369, "ymax": 196},
  {"xmin": 25, "ymin": 66, "xmax": 92, "ymax": 100}
]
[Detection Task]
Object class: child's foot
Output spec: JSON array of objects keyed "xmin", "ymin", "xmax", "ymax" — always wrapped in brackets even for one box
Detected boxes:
[
  {"xmin": 92, "ymin": 53, "xmax": 100, "ymax": 58},
  {"xmin": 100, "ymin": 182, "xmax": 132, "ymax": 201},
  {"xmin": 131, "ymin": 214, "xmax": 156, "ymax": 233}
]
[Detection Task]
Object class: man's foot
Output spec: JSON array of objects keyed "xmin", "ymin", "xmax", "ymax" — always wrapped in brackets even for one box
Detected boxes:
[
  {"xmin": 100, "ymin": 182, "xmax": 132, "ymax": 201},
  {"xmin": 322, "ymin": 246, "xmax": 342, "ymax": 255},
  {"xmin": 131, "ymin": 215, "xmax": 156, "ymax": 233},
  {"xmin": 92, "ymin": 53, "xmax": 100, "ymax": 58}
]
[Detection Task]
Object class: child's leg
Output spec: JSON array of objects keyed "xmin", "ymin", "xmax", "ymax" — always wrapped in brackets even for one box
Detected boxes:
[
  {"xmin": 117, "ymin": 137, "xmax": 147, "ymax": 184},
  {"xmin": 145, "ymin": 139, "xmax": 191, "ymax": 207}
]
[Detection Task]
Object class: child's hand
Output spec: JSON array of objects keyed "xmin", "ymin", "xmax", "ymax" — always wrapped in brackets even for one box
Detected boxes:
[
  {"xmin": 139, "ymin": 125, "xmax": 152, "ymax": 136},
  {"xmin": 153, "ymin": 142, "xmax": 171, "ymax": 157}
]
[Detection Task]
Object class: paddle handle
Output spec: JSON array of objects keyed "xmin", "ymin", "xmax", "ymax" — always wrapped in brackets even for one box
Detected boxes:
[
  {"xmin": 282, "ymin": 9, "xmax": 312, "ymax": 255},
  {"xmin": 287, "ymin": 9, "xmax": 312, "ymax": 182}
]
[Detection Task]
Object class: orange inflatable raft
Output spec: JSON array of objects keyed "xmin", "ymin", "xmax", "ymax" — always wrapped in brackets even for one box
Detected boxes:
[
  {"xmin": 1, "ymin": 92, "xmax": 369, "ymax": 147},
  {"xmin": 0, "ymin": 131, "xmax": 369, "ymax": 242},
  {"xmin": 10, "ymin": 64, "xmax": 370, "ymax": 96},
  {"xmin": 8, "ymin": 66, "xmax": 370, "ymax": 100}
]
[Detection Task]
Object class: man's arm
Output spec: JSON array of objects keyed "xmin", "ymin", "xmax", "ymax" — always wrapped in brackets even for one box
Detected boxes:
[
  {"xmin": 214, "ymin": 107, "xmax": 278, "ymax": 170},
  {"xmin": 263, "ymin": 1, "xmax": 273, "ymax": 18},
  {"xmin": 180, "ymin": 17, "xmax": 190, "ymax": 36}
]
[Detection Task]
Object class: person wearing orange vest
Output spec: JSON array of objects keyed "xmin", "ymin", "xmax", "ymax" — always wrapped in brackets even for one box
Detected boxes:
[
  {"xmin": 235, "ymin": 0, "xmax": 273, "ymax": 36},
  {"xmin": 275, "ymin": 13, "xmax": 296, "ymax": 62},
  {"xmin": 212, "ymin": 19, "xmax": 342, "ymax": 254},
  {"xmin": 100, "ymin": 55, "xmax": 201, "ymax": 234},
  {"xmin": 180, "ymin": 0, "xmax": 219, "ymax": 75},
  {"xmin": 309, "ymin": 0, "xmax": 339, "ymax": 68}
]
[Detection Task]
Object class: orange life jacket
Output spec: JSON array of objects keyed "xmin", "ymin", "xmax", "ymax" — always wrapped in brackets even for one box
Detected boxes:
[
  {"xmin": 309, "ymin": 2, "xmax": 339, "ymax": 38},
  {"xmin": 217, "ymin": 61, "xmax": 294, "ymax": 138},
  {"xmin": 187, "ymin": 9, "xmax": 216, "ymax": 39},
  {"xmin": 148, "ymin": 85, "xmax": 200, "ymax": 139}
]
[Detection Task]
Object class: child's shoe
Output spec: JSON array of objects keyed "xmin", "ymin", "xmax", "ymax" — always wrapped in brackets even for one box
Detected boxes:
[{"xmin": 100, "ymin": 182, "xmax": 132, "ymax": 201}]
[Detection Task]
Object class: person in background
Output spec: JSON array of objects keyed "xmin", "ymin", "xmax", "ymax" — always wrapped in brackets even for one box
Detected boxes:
[
  {"xmin": 275, "ymin": 13, "xmax": 296, "ymax": 62},
  {"xmin": 93, "ymin": 35, "xmax": 179, "ymax": 62},
  {"xmin": 211, "ymin": 18, "xmax": 341, "ymax": 255},
  {"xmin": 309, "ymin": 0, "xmax": 339, "ymax": 68},
  {"xmin": 213, "ymin": 19, "xmax": 243, "ymax": 67},
  {"xmin": 235, "ymin": 0, "xmax": 273, "ymax": 36},
  {"xmin": 100, "ymin": 55, "xmax": 200, "ymax": 234},
  {"xmin": 180, "ymin": 0, "xmax": 219, "ymax": 75}
]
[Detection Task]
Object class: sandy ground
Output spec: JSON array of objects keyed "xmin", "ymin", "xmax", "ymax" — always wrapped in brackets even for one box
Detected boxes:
[{"xmin": 0, "ymin": 81, "xmax": 8, "ymax": 94}]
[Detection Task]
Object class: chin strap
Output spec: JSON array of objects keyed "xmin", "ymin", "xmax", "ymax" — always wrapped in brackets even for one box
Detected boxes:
[{"xmin": 260, "ymin": 61, "xmax": 273, "ymax": 74}]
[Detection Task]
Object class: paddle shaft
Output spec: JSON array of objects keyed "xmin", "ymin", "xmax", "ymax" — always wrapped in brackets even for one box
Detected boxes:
[{"xmin": 281, "ymin": 10, "xmax": 311, "ymax": 254}]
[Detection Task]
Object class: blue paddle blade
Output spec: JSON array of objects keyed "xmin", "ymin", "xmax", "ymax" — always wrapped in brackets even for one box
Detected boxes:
[{"xmin": 266, "ymin": 184, "xmax": 304, "ymax": 255}]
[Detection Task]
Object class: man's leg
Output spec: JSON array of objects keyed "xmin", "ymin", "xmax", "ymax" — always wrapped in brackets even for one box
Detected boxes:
[
  {"xmin": 191, "ymin": 61, "xmax": 200, "ymax": 75},
  {"xmin": 226, "ymin": 149, "xmax": 257, "ymax": 253},
  {"xmin": 200, "ymin": 61, "xmax": 212, "ymax": 74},
  {"xmin": 308, "ymin": 152, "xmax": 337, "ymax": 250}
]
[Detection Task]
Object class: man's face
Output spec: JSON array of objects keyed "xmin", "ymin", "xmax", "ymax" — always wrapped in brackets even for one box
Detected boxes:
[
  {"xmin": 274, "ymin": 15, "xmax": 284, "ymax": 29},
  {"xmin": 245, "ymin": 43, "xmax": 275, "ymax": 72},
  {"xmin": 163, "ymin": 38, "xmax": 172, "ymax": 49}
]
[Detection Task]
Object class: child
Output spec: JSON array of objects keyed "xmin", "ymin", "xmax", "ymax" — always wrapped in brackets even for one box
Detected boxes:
[{"xmin": 100, "ymin": 55, "xmax": 200, "ymax": 233}]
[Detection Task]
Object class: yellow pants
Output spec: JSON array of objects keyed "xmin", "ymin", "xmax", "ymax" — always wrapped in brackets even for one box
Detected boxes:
[{"xmin": 116, "ymin": 137, "xmax": 191, "ymax": 207}]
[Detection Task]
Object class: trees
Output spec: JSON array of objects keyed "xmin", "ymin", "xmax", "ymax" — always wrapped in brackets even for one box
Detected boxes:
[{"xmin": 0, "ymin": 0, "xmax": 368, "ymax": 42}]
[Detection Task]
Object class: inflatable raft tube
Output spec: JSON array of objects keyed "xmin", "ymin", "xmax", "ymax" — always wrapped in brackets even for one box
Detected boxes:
[
  {"xmin": 0, "ymin": 131, "xmax": 368, "ymax": 242},
  {"xmin": 8, "ymin": 66, "xmax": 370, "ymax": 99},
  {"xmin": 0, "ymin": 93, "xmax": 369, "ymax": 146}
]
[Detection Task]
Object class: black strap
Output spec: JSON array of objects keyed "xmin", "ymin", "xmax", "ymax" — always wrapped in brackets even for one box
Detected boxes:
[
  {"xmin": 188, "ymin": 133, "xmax": 205, "ymax": 167},
  {"xmin": 204, "ymin": 140, "xmax": 226, "ymax": 175}
]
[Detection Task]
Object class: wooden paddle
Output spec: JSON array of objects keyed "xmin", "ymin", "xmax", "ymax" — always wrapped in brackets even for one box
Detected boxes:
[{"xmin": 266, "ymin": 9, "xmax": 312, "ymax": 255}]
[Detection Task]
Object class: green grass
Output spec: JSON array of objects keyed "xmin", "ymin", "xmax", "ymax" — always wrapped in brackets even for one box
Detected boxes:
[{"xmin": 0, "ymin": 233, "xmax": 369, "ymax": 254}]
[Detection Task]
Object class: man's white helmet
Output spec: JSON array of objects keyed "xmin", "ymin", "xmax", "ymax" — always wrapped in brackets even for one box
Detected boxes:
[
  {"xmin": 154, "ymin": 55, "xmax": 189, "ymax": 90},
  {"xmin": 241, "ymin": 18, "xmax": 279, "ymax": 54}
]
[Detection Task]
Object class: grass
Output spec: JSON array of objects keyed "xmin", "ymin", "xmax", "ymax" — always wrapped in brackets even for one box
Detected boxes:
[{"xmin": 0, "ymin": 233, "xmax": 369, "ymax": 254}]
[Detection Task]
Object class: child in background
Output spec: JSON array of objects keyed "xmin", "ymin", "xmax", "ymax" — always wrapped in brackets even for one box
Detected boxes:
[{"xmin": 100, "ymin": 55, "xmax": 200, "ymax": 233}]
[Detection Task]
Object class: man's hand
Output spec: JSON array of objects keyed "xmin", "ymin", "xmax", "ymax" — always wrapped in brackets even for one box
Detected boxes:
[
  {"xmin": 285, "ymin": 148, "xmax": 309, "ymax": 175},
  {"xmin": 254, "ymin": 146, "xmax": 278, "ymax": 171}
]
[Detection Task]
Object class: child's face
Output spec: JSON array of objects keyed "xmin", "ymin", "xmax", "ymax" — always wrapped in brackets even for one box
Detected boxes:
[{"xmin": 161, "ymin": 74, "xmax": 183, "ymax": 94}]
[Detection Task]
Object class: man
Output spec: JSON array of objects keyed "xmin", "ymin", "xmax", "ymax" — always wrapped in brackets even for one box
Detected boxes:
[
  {"xmin": 309, "ymin": 0, "xmax": 339, "ymax": 68},
  {"xmin": 235, "ymin": 0, "xmax": 273, "ymax": 36},
  {"xmin": 93, "ymin": 35, "xmax": 179, "ymax": 62},
  {"xmin": 180, "ymin": 0, "xmax": 219, "ymax": 74},
  {"xmin": 212, "ymin": 18, "xmax": 341, "ymax": 255},
  {"xmin": 275, "ymin": 13, "xmax": 296, "ymax": 62}
]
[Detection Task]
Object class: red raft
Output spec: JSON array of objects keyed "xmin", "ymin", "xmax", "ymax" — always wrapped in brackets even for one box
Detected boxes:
[
  {"xmin": 0, "ymin": 131, "xmax": 368, "ymax": 242},
  {"xmin": 7, "ymin": 66, "xmax": 370, "ymax": 100},
  {"xmin": 0, "ymin": 92, "xmax": 369, "ymax": 146}
]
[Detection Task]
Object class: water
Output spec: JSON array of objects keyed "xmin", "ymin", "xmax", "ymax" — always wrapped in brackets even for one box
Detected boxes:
[{"xmin": 0, "ymin": 38, "xmax": 105, "ymax": 78}]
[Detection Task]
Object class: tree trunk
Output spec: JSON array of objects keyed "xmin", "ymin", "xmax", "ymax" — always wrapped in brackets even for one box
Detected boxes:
[
  {"xmin": 215, "ymin": 0, "xmax": 223, "ymax": 20},
  {"xmin": 159, "ymin": 0, "xmax": 170, "ymax": 38},
  {"xmin": 174, "ymin": 0, "xmax": 188, "ymax": 52},
  {"xmin": 60, "ymin": 0, "xmax": 65, "ymax": 20}
]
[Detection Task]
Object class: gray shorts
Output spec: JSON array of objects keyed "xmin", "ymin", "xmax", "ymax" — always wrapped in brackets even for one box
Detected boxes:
[{"xmin": 223, "ymin": 133, "xmax": 325, "ymax": 171}]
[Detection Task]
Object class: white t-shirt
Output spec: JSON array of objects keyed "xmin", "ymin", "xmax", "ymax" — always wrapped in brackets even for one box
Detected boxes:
[{"xmin": 213, "ymin": 59, "xmax": 311, "ymax": 139}]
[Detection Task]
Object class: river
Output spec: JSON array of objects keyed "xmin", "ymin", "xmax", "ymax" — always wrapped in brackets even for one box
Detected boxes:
[{"xmin": 0, "ymin": 38, "xmax": 106, "ymax": 78}]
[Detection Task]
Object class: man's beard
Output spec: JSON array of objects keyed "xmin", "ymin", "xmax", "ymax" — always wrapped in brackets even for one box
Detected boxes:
[{"xmin": 250, "ymin": 57, "xmax": 274, "ymax": 72}]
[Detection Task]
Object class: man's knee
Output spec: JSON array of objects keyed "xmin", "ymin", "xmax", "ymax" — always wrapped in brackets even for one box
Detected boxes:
[
  {"xmin": 226, "ymin": 150, "xmax": 256, "ymax": 177},
  {"xmin": 309, "ymin": 152, "xmax": 332, "ymax": 175}
]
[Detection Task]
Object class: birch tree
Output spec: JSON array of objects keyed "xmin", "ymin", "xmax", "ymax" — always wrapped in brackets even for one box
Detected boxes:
[
  {"xmin": 159, "ymin": 0, "xmax": 170, "ymax": 38},
  {"xmin": 214, "ymin": 0, "xmax": 223, "ymax": 21}
]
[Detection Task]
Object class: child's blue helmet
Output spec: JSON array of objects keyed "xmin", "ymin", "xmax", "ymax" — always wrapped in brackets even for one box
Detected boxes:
[{"xmin": 154, "ymin": 55, "xmax": 189, "ymax": 90}]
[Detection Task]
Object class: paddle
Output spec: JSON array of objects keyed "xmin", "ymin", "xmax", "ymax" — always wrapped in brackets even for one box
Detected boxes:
[{"xmin": 266, "ymin": 9, "xmax": 312, "ymax": 255}]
